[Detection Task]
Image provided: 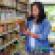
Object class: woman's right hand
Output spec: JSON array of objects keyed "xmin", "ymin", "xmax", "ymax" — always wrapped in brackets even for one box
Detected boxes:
[{"xmin": 23, "ymin": 29, "xmax": 30, "ymax": 36}]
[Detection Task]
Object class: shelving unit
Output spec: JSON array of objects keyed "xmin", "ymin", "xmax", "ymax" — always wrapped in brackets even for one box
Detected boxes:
[
  {"xmin": 0, "ymin": 19, "xmax": 26, "ymax": 55},
  {"xmin": 0, "ymin": 0, "xmax": 28, "ymax": 55}
]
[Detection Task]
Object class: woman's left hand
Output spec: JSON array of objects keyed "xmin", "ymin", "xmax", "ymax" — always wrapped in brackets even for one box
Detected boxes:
[{"xmin": 31, "ymin": 33, "xmax": 39, "ymax": 38}]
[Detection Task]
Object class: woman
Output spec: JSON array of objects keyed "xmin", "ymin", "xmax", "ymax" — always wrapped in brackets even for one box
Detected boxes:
[{"xmin": 23, "ymin": 2, "xmax": 51, "ymax": 55}]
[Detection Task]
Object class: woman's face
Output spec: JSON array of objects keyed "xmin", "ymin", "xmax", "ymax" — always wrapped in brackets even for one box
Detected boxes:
[{"xmin": 32, "ymin": 5, "xmax": 39, "ymax": 18}]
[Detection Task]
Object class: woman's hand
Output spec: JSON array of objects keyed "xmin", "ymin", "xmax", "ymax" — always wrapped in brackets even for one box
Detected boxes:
[
  {"xmin": 23, "ymin": 28, "xmax": 30, "ymax": 35},
  {"xmin": 24, "ymin": 30, "xmax": 39, "ymax": 38},
  {"xmin": 23, "ymin": 28, "xmax": 39, "ymax": 38},
  {"xmin": 31, "ymin": 33, "xmax": 39, "ymax": 38}
]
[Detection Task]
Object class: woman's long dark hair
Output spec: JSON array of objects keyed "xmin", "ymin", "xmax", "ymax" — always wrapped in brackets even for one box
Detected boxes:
[{"xmin": 27, "ymin": 2, "xmax": 46, "ymax": 24}]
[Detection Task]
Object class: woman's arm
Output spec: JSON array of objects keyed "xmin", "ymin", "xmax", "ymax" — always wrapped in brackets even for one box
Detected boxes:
[
  {"xmin": 37, "ymin": 21, "xmax": 51, "ymax": 40},
  {"xmin": 23, "ymin": 20, "xmax": 51, "ymax": 40},
  {"xmin": 24, "ymin": 20, "xmax": 51, "ymax": 39},
  {"xmin": 23, "ymin": 28, "xmax": 39, "ymax": 38}
]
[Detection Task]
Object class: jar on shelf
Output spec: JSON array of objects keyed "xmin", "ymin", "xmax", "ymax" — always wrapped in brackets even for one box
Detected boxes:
[{"xmin": 0, "ymin": 25, "xmax": 4, "ymax": 33}]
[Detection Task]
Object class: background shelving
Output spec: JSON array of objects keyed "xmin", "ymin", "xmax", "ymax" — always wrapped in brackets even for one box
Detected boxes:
[
  {"xmin": 44, "ymin": 5, "xmax": 55, "ymax": 53},
  {"xmin": 0, "ymin": 0, "xmax": 16, "ymax": 8},
  {"xmin": 0, "ymin": 0, "xmax": 28, "ymax": 55},
  {"xmin": 44, "ymin": 5, "xmax": 55, "ymax": 43}
]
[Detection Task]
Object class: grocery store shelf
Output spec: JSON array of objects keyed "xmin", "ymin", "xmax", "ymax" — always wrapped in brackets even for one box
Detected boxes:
[
  {"xmin": 0, "ymin": 38, "xmax": 18, "ymax": 50},
  {"xmin": 0, "ymin": 4, "xmax": 27, "ymax": 13},
  {"xmin": 0, "ymin": 0, "xmax": 27, "ymax": 55},
  {"xmin": 0, "ymin": 4, "xmax": 16, "ymax": 10}
]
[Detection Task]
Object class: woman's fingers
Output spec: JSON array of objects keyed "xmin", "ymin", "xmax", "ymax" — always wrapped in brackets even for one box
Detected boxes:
[
  {"xmin": 23, "ymin": 30, "xmax": 30, "ymax": 35},
  {"xmin": 31, "ymin": 33, "xmax": 39, "ymax": 38},
  {"xmin": 23, "ymin": 29, "xmax": 39, "ymax": 38}
]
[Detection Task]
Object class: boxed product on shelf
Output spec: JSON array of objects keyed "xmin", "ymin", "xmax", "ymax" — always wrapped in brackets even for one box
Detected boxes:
[{"xmin": 17, "ymin": 3, "xmax": 27, "ymax": 12}]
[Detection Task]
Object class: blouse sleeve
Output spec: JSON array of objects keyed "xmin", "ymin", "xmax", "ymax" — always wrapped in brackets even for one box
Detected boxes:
[{"xmin": 38, "ymin": 20, "xmax": 51, "ymax": 40}]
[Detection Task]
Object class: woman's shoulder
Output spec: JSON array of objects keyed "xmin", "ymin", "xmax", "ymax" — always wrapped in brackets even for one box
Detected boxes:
[
  {"xmin": 42, "ymin": 18, "xmax": 50, "ymax": 24},
  {"xmin": 41, "ymin": 18, "xmax": 51, "ymax": 28}
]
